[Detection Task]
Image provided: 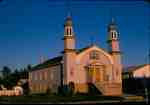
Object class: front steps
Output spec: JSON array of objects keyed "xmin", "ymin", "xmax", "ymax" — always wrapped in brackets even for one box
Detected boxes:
[{"xmin": 95, "ymin": 82, "xmax": 122, "ymax": 96}]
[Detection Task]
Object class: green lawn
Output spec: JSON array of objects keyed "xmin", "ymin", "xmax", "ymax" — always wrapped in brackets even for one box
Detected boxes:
[{"xmin": 0, "ymin": 94, "xmax": 124, "ymax": 104}]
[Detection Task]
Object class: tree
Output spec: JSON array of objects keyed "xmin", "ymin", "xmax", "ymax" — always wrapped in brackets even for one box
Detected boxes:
[
  {"xmin": 27, "ymin": 64, "xmax": 32, "ymax": 71},
  {"xmin": 46, "ymin": 87, "xmax": 51, "ymax": 95},
  {"xmin": 68, "ymin": 82, "xmax": 75, "ymax": 95},
  {"xmin": 1, "ymin": 66, "xmax": 11, "ymax": 78},
  {"xmin": 0, "ymin": 65, "xmax": 32, "ymax": 89},
  {"xmin": 19, "ymin": 64, "xmax": 32, "ymax": 79}
]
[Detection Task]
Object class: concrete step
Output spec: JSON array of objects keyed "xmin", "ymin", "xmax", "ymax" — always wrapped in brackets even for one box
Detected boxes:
[{"xmin": 95, "ymin": 82, "xmax": 122, "ymax": 96}]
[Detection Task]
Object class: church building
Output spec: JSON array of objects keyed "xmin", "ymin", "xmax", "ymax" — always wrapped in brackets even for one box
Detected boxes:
[{"xmin": 29, "ymin": 15, "xmax": 123, "ymax": 96}]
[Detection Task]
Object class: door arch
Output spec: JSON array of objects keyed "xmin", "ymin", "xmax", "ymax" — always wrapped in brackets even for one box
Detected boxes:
[{"xmin": 86, "ymin": 64, "xmax": 105, "ymax": 83}]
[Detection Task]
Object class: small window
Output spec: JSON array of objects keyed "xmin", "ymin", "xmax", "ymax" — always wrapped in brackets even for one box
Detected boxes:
[
  {"xmin": 30, "ymin": 73, "xmax": 34, "ymax": 80},
  {"xmin": 67, "ymin": 29, "xmax": 69, "ymax": 35},
  {"xmin": 70, "ymin": 28, "xmax": 72, "ymax": 35},
  {"xmin": 42, "ymin": 72, "xmax": 45, "ymax": 80},
  {"xmin": 111, "ymin": 31, "xmax": 117, "ymax": 39},
  {"xmin": 40, "ymin": 72, "xmax": 42, "ymax": 80},
  {"xmin": 44, "ymin": 71, "xmax": 47, "ymax": 80},
  {"xmin": 34, "ymin": 72, "xmax": 37, "ymax": 81},
  {"xmin": 113, "ymin": 32, "xmax": 118, "ymax": 39},
  {"xmin": 111, "ymin": 32, "xmax": 113, "ymax": 38},
  {"xmin": 90, "ymin": 50, "xmax": 99, "ymax": 60},
  {"xmin": 50, "ymin": 72, "xmax": 53, "ymax": 80},
  {"xmin": 114, "ymin": 32, "xmax": 117, "ymax": 38},
  {"xmin": 113, "ymin": 32, "xmax": 115, "ymax": 38}
]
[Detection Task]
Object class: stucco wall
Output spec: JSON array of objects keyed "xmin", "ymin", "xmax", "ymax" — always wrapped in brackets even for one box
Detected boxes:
[
  {"xmin": 133, "ymin": 65, "xmax": 150, "ymax": 78},
  {"xmin": 29, "ymin": 65, "xmax": 61, "ymax": 94},
  {"xmin": 74, "ymin": 46, "xmax": 114, "ymax": 84},
  {"xmin": 63, "ymin": 52, "xmax": 76, "ymax": 84}
]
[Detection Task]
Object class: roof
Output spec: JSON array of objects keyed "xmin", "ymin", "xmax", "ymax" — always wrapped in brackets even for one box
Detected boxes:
[
  {"xmin": 31, "ymin": 56, "xmax": 62, "ymax": 71},
  {"xmin": 123, "ymin": 64, "xmax": 149, "ymax": 73},
  {"xmin": 76, "ymin": 45, "xmax": 92, "ymax": 54},
  {"xmin": 76, "ymin": 44, "xmax": 107, "ymax": 54},
  {"xmin": 30, "ymin": 44, "xmax": 107, "ymax": 72}
]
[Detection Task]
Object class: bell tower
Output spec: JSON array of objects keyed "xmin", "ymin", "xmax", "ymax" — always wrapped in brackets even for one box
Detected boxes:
[
  {"xmin": 62, "ymin": 14, "xmax": 76, "ymax": 85},
  {"xmin": 107, "ymin": 18, "xmax": 122, "ymax": 82},
  {"xmin": 64, "ymin": 14, "xmax": 75, "ymax": 50}
]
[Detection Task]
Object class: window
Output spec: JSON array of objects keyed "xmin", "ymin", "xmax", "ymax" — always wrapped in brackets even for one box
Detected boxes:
[
  {"xmin": 44, "ymin": 71, "xmax": 47, "ymax": 80},
  {"xmin": 111, "ymin": 31, "xmax": 118, "ymax": 39},
  {"xmin": 36, "ymin": 72, "xmax": 38, "ymax": 80},
  {"xmin": 50, "ymin": 72, "xmax": 54, "ymax": 80},
  {"xmin": 113, "ymin": 32, "xmax": 115, "ymax": 38},
  {"xmin": 114, "ymin": 32, "xmax": 117, "ymax": 38},
  {"xmin": 39, "ymin": 72, "xmax": 42, "ymax": 80},
  {"xmin": 89, "ymin": 50, "xmax": 99, "ymax": 60},
  {"xmin": 42, "ymin": 72, "xmax": 45, "ymax": 80},
  {"xmin": 112, "ymin": 32, "xmax": 118, "ymax": 39},
  {"xmin": 70, "ymin": 28, "xmax": 72, "ymax": 35},
  {"xmin": 31, "ymin": 73, "xmax": 33, "ymax": 80},
  {"xmin": 33, "ymin": 72, "xmax": 37, "ymax": 81},
  {"xmin": 33, "ymin": 73, "xmax": 35, "ymax": 80},
  {"xmin": 67, "ymin": 28, "xmax": 69, "ymax": 35},
  {"xmin": 111, "ymin": 32, "xmax": 113, "ymax": 38}
]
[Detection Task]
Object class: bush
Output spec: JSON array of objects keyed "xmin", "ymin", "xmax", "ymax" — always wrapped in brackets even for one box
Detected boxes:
[
  {"xmin": 68, "ymin": 82, "xmax": 75, "ymax": 96},
  {"xmin": 22, "ymin": 82, "xmax": 30, "ymax": 95},
  {"xmin": 46, "ymin": 87, "xmax": 51, "ymax": 95},
  {"xmin": 59, "ymin": 83, "xmax": 75, "ymax": 96}
]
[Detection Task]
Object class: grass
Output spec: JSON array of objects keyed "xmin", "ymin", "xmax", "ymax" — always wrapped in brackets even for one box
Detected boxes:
[{"xmin": 0, "ymin": 94, "xmax": 124, "ymax": 104}]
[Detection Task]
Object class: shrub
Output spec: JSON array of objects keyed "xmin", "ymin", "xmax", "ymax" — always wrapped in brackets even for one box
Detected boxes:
[{"xmin": 46, "ymin": 87, "xmax": 51, "ymax": 95}]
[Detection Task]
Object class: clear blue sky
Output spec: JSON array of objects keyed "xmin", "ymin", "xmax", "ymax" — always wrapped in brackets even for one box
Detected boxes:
[{"xmin": 0, "ymin": 0, "xmax": 149, "ymax": 70}]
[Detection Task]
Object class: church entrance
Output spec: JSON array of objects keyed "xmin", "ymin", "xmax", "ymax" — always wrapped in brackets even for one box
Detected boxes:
[{"xmin": 87, "ymin": 65, "xmax": 105, "ymax": 83}]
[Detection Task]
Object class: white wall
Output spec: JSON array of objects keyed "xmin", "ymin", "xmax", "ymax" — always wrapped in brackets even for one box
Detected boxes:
[{"xmin": 133, "ymin": 65, "xmax": 150, "ymax": 78}]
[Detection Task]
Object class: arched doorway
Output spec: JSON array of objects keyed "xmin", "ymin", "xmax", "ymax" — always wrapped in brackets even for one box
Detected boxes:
[{"xmin": 86, "ymin": 64, "xmax": 105, "ymax": 83}]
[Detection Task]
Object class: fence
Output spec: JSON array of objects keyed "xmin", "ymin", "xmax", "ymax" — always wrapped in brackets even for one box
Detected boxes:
[{"xmin": 0, "ymin": 86, "xmax": 23, "ymax": 96}]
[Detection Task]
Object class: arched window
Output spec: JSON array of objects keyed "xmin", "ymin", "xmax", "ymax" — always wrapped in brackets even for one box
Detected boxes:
[
  {"xmin": 113, "ymin": 32, "xmax": 115, "ymax": 38},
  {"xmin": 111, "ymin": 32, "xmax": 113, "ymax": 38},
  {"xmin": 114, "ymin": 32, "xmax": 117, "ymax": 39},
  {"xmin": 70, "ymin": 28, "xmax": 72, "ymax": 35},
  {"xmin": 112, "ymin": 31, "xmax": 118, "ymax": 39},
  {"xmin": 67, "ymin": 28, "xmax": 69, "ymax": 35},
  {"xmin": 89, "ymin": 50, "xmax": 99, "ymax": 60}
]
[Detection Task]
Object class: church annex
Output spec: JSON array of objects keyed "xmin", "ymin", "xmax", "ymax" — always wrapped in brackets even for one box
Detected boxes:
[{"xmin": 29, "ymin": 15, "xmax": 123, "ymax": 96}]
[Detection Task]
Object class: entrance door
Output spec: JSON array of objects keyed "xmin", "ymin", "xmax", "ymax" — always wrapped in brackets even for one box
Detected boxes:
[
  {"xmin": 87, "ymin": 65, "xmax": 104, "ymax": 83},
  {"xmin": 95, "ymin": 67, "xmax": 101, "ymax": 82}
]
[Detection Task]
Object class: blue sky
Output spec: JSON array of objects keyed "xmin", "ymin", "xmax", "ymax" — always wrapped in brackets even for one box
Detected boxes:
[{"xmin": 0, "ymin": 0, "xmax": 149, "ymax": 70}]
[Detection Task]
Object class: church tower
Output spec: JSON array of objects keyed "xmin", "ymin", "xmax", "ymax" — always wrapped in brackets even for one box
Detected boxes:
[
  {"xmin": 62, "ymin": 14, "xmax": 76, "ymax": 85},
  {"xmin": 107, "ymin": 18, "xmax": 122, "ymax": 82}
]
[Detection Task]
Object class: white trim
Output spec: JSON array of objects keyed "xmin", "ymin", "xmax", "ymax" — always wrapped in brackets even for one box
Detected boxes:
[{"xmin": 77, "ymin": 45, "xmax": 114, "ymax": 64}]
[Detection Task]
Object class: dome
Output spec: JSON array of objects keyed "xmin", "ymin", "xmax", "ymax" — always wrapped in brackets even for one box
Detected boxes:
[
  {"xmin": 108, "ymin": 23, "xmax": 117, "ymax": 31},
  {"xmin": 64, "ymin": 16, "xmax": 72, "ymax": 26},
  {"xmin": 108, "ymin": 18, "xmax": 117, "ymax": 31}
]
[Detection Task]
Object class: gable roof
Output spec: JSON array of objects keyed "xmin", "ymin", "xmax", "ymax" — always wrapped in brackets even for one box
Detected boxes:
[
  {"xmin": 76, "ymin": 46, "xmax": 92, "ymax": 54},
  {"xmin": 31, "ymin": 56, "xmax": 62, "ymax": 71},
  {"xmin": 76, "ymin": 44, "xmax": 107, "ymax": 54},
  {"xmin": 30, "ymin": 45, "xmax": 109, "ymax": 72},
  {"xmin": 30, "ymin": 46, "xmax": 94, "ymax": 72},
  {"xmin": 123, "ymin": 64, "xmax": 148, "ymax": 73}
]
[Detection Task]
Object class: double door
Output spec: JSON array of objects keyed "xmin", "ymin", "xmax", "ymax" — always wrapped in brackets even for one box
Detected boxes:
[{"xmin": 87, "ymin": 65, "xmax": 105, "ymax": 83}]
